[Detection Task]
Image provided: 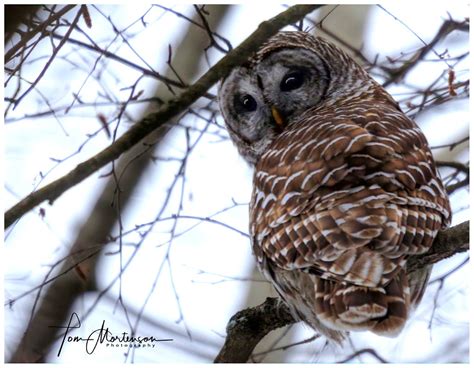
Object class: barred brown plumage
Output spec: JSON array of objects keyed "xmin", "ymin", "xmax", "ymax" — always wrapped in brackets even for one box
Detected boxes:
[{"xmin": 218, "ymin": 31, "xmax": 451, "ymax": 340}]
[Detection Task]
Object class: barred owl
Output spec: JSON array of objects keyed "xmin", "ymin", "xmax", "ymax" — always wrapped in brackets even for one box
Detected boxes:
[{"xmin": 218, "ymin": 31, "xmax": 451, "ymax": 340}]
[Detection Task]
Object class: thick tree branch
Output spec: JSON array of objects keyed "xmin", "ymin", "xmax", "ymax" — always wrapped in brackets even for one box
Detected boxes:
[
  {"xmin": 407, "ymin": 220, "xmax": 469, "ymax": 272},
  {"xmin": 4, "ymin": 4, "xmax": 322, "ymax": 229},
  {"xmin": 214, "ymin": 221, "xmax": 469, "ymax": 363},
  {"xmin": 214, "ymin": 297, "xmax": 295, "ymax": 363}
]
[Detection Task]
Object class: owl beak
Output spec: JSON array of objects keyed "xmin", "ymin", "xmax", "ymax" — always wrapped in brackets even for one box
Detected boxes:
[{"xmin": 271, "ymin": 106, "xmax": 285, "ymax": 127}]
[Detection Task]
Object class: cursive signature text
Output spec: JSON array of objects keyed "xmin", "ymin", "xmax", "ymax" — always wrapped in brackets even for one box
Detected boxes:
[{"xmin": 49, "ymin": 312, "xmax": 172, "ymax": 356}]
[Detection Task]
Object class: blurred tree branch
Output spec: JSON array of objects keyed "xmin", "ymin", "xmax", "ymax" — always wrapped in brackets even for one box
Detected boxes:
[
  {"xmin": 435, "ymin": 160, "xmax": 469, "ymax": 194},
  {"xmin": 5, "ymin": 5, "xmax": 75, "ymax": 61},
  {"xmin": 380, "ymin": 17, "xmax": 469, "ymax": 87},
  {"xmin": 12, "ymin": 6, "xmax": 85, "ymax": 108},
  {"xmin": 214, "ymin": 220, "xmax": 469, "ymax": 363},
  {"xmin": 8, "ymin": 5, "xmax": 232, "ymax": 362},
  {"xmin": 4, "ymin": 4, "xmax": 322, "ymax": 229},
  {"xmin": 4, "ymin": 5, "xmax": 41, "ymax": 45}
]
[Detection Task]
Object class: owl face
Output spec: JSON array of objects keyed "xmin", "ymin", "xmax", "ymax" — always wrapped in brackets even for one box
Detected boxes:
[{"xmin": 219, "ymin": 46, "xmax": 330, "ymax": 164}]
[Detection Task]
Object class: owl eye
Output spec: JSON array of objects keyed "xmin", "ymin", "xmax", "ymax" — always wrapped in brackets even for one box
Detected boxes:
[
  {"xmin": 280, "ymin": 70, "xmax": 306, "ymax": 92},
  {"xmin": 236, "ymin": 94, "xmax": 257, "ymax": 113}
]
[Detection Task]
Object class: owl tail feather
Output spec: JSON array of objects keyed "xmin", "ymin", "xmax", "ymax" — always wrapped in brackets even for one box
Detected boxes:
[{"xmin": 314, "ymin": 270, "xmax": 410, "ymax": 337}]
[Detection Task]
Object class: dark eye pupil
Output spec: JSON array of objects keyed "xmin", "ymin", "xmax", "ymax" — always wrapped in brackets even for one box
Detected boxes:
[
  {"xmin": 240, "ymin": 94, "xmax": 257, "ymax": 112},
  {"xmin": 280, "ymin": 70, "xmax": 305, "ymax": 92}
]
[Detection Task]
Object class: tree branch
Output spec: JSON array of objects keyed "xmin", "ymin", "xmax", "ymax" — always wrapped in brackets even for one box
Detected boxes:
[
  {"xmin": 406, "ymin": 221, "xmax": 469, "ymax": 273},
  {"xmin": 381, "ymin": 18, "xmax": 469, "ymax": 87},
  {"xmin": 4, "ymin": 5, "xmax": 323, "ymax": 229},
  {"xmin": 214, "ymin": 221, "xmax": 469, "ymax": 363},
  {"xmin": 5, "ymin": 5, "xmax": 39, "ymax": 44},
  {"xmin": 214, "ymin": 297, "xmax": 295, "ymax": 363}
]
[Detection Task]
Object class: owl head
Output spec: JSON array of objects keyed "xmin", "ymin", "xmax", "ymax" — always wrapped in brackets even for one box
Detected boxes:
[{"xmin": 218, "ymin": 31, "xmax": 377, "ymax": 165}]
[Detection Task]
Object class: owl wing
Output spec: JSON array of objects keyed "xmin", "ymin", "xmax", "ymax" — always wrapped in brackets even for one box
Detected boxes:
[{"xmin": 251, "ymin": 103, "xmax": 451, "ymax": 335}]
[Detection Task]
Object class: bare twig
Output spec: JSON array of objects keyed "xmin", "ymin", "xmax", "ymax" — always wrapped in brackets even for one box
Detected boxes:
[
  {"xmin": 436, "ymin": 160, "xmax": 469, "ymax": 174},
  {"xmin": 446, "ymin": 178, "xmax": 469, "ymax": 194},
  {"xmin": 154, "ymin": 4, "xmax": 233, "ymax": 51},
  {"xmin": 380, "ymin": 18, "xmax": 469, "ymax": 87},
  {"xmin": 251, "ymin": 333, "xmax": 320, "ymax": 359},
  {"xmin": 50, "ymin": 34, "xmax": 189, "ymax": 91},
  {"xmin": 13, "ymin": 6, "xmax": 84, "ymax": 108},
  {"xmin": 431, "ymin": 136, "xmax": 469, "ymax": 151},
  {"xmin": 193, "ymin": 5, "xmax": 232, "ymax": 53},
  {"xmin": 5, "ymin": 5, "xmax": 76, "ymax": 63},
  {"xmin": 337, "ymin": 348, "xmax": 389, "ymax": 363},
  {"xmin": 4, "ymin": 5, "xmax": 323, "ymax": 229},
  {"xmin": 435, "ymin": 160, "xmax": 469, "ymax": 194}
]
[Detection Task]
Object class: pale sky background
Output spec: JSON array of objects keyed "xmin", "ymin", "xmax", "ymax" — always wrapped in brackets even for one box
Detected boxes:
[{"xmin": 3, "ymin": 2, "xmax": 470, "ymax": 363}]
